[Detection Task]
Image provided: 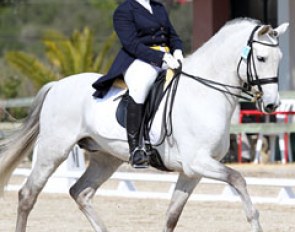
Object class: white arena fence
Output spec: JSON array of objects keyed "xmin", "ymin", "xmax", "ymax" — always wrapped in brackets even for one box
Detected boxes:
[{"xmin": 5, "ymin": 146, "xmax": 295, "ymax": 205}]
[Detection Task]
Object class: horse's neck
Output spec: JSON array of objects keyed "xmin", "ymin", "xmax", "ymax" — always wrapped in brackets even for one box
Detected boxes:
[
  {"xmin": 185, "ymin": 35, "xmax": 246, "ymax": 87},
  {"xmin": 181, "ymin": 51, "xmax": 239, "ymax": 115},
  {"xmin": 179, "ymin": 24, "xmax": 254, "ymax": 123}
]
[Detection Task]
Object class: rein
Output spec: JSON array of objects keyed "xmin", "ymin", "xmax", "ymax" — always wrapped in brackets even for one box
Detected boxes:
[
  {"xmin": 150, "ymin": 25, "xmax": 280, "ymax": 146},
  {"xmin": 181, "ymin": 25, "xmax": 280, "ymax": 103},
  {"xmin": 179, "ymin": 71, "xmax": 255, "ymax": 101}
]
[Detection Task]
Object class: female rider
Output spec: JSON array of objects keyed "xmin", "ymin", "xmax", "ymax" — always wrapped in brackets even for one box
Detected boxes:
[{"xmin": 92, "ymin": 0, "xmax": 184, "ymax": 168}]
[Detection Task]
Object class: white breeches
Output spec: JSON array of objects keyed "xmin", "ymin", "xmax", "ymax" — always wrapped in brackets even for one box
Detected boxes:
[{"xmin": 124, "ymin": 59, "xmax": 162, "ymax": 104}]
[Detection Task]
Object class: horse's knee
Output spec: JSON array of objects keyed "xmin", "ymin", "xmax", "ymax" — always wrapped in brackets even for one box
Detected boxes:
[
  {"xmin": 227, "ymin": 168, "xmax": 246, "ymax": 188},
  {"xmin": 248, "ymin": 208, "xmax": 260, "ymax": 222},
  {"xmin": 18, "ymin": 187, "xmax": 36, "ymax": 213}
]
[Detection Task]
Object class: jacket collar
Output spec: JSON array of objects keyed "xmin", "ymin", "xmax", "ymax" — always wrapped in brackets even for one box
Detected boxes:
[
  {"xmin": 128, "ymin": 0, "xmax": 160, "ymax": 13},
  {"xmin": 128, "ymin": 0, "xmax": 164, "ymax": 25}
]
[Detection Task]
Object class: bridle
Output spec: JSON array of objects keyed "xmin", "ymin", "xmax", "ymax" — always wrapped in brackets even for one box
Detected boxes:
[
  {"xmin": 236, "ymin": 25, "xmax": 279, "ymax": 101},
  {"xmin": 179, "ymin": 25, "xmax": 280, "ymax": 102}
]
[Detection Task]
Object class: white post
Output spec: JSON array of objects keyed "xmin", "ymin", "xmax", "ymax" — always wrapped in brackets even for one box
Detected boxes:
[{"xmin": 278, "ymin": 0, "xmax": 295, "ymax": 90}]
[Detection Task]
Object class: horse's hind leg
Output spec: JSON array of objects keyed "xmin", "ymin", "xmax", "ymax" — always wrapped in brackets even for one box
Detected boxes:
[
  {"xmin": 164, "ymin": 173, "xmax": 200, "ymax": 232},
  {"xmin": 188, "ymin": 157, "xmax": 262, "ymax": 232},
  {"xmin": 69, "ymin": 151, "xmax": 122, "ymax": 232},
  {"xmin": 15, "ymin": 139, "xmax": 73, "ymax": 232}
]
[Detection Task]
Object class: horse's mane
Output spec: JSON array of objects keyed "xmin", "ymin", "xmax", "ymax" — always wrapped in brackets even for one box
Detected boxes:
[
  {"xmin": 224, "ymin": 17, "xmax": 261, "ymax": 28},
  {"xmin": 212, "ymin": 18, "xmax": 261, "ymax": 40},
  {"xmin": 186, "ymin": 18, "xmax": 260, "ymax": 62}
]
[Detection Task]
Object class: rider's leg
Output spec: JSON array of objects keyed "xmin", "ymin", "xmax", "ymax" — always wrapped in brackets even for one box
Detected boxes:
[
  {"xmin": 124, "ymin": 59, "xmax": 159, "ymax": 168},
  {"xmin": 126, "ymin": 96, "xmax": 147, "ymax": 167},
  {"xmin": 125, "ymin": 59, "xmax": 159, "ymax": 103}
]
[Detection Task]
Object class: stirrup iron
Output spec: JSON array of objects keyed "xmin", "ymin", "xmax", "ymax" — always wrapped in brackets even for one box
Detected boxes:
[{"xmin": 129, "ymin": 147, "xmax": 149, "ymax": 168}]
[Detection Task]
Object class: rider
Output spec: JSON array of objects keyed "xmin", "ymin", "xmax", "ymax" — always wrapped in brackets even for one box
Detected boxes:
[{"xmin": 92, "ymin": 0, "xmax": 184, "ymax": 168}]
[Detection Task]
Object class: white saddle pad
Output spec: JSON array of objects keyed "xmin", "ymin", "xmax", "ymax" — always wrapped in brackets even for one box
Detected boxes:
[{"xmin": 92, "ymin": 87, "xmax": 163, "ymax": 145}]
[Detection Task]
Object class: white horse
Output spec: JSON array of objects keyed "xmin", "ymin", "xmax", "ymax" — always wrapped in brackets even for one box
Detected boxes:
[{"xmin": 0, "ymin": 19, "xmax": 289, "ymax": 232}]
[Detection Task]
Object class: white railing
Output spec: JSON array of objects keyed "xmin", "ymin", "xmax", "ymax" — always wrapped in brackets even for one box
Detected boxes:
[
  {"xmin": 0, "ymin": 97, "xmax": 33, "ymax": 108},
  {"xmin": 7, "ymin": 167, "xmax": 295, "ymax": 205}
]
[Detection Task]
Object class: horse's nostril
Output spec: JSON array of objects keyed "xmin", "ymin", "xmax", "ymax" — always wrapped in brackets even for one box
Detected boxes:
[{"xmin": 265, "ymin": 104, "xmax": 277, "ymax": 113}]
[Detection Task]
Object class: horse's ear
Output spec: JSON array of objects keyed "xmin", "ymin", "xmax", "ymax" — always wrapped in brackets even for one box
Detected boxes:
[
  {"xmin": 272, "ymin": 22, "xmax": 289, "ymax": 37},
  {"xmin": 258, "ymin": 25, "xmax": 271, "ymax": 36}
]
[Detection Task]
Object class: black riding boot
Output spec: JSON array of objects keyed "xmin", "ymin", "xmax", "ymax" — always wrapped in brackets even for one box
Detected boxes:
[{"xmin": 126, "ymin": 96, "xmax": 149, "ymax": 168}]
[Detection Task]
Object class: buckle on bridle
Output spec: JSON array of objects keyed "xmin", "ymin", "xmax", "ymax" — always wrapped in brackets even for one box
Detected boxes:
[
  {"xmin": 251, "ymin": 91, "xmax": 263, "ymax": 102},
  {"xmin": 242, "ymin": 82, "xmax": 252, "ymax": 92}
]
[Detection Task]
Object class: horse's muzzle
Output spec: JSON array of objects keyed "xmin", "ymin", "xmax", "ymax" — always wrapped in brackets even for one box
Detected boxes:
[
  {"xmin": 256, "ymin": 99, "xmax": 279, "ymax": 114},
  {"xmin": 264, "ymin": 103, "xmax": 278, "ymax": 113}
]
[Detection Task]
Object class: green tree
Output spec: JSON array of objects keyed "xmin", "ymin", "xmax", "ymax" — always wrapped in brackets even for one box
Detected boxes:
[{"xmin": 5, "ymin": 27, "xmax": 116, "ymax": 88}]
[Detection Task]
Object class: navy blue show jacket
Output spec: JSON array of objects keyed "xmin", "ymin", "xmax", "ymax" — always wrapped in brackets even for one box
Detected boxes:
[{"xmin": 92, "ymin": 0, "xmax": 183, "ymax": 98}]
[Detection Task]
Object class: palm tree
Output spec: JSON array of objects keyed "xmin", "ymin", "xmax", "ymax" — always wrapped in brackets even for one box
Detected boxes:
[
  {"xmin": 5, "ymin": 51, "xmax": 59, "ymax": 88},
  {"xmin": 5, "ymin": 27, "xmax": 116, "ymax": 88}
]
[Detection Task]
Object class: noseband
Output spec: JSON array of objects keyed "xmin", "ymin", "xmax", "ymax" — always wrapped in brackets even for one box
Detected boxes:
[{"xmin": 237, "ymin": 25, "xmax": 279, "ymax": 100}]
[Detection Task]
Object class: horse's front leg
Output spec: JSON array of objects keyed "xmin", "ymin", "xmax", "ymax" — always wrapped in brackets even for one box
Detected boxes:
[
  {"xmin": 186, "ymin": 156, "xmax": 262, "ymax": 232},
  {"xmin": 226, "ymin": 166, "xmax": 262, "ymax": 232},
  {"xmin": 163, "ymin": 173, "xmax": 200, "ymax": 232}
]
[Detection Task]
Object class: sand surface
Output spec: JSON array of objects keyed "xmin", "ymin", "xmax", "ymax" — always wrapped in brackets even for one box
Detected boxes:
[{"xmin": 1, "ymin": 164, "xmax": 295, "ymax": 232}]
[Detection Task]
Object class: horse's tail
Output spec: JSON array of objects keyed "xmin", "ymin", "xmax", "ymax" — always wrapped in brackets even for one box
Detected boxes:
[{"xmin": 0, "ymin": 82, "xmax": 55, "ymax": 196}]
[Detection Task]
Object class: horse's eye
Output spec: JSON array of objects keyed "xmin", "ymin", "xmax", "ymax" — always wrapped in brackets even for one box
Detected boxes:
[{"xmin": 257, "ymin": 56, "xmax": 266, "ymax": 62}]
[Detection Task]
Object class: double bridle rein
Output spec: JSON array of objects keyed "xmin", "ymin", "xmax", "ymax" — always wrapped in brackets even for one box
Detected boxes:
[
  {"xmin": 149, "ymin": 25, "xmax": 280, "ymax": 145},
  {"xmin": 180, "ymin": 25, "xmax": 280, "ymax": 102}
]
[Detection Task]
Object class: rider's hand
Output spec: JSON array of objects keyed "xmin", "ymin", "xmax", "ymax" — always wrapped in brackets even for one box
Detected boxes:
[
  {"xmin": 162, "ymin": 53, "xmax": 180, "ymax": 69},
  {"xmin": 173, "ymin": 49, "xmax": 184, "ymax": 63}
]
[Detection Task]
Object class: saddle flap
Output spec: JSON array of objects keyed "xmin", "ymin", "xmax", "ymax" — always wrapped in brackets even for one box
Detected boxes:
[
  {"xmin": 116, "ymin": 69, "xmax": 173, "ymax": 129},
  {"xmin": 116, "ymin": 92, "xmax": 129, "ymax": 128}
]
